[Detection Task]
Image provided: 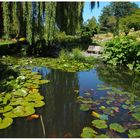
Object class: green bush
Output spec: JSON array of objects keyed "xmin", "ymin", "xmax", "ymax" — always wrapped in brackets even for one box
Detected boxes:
[{"xmin": 103, "ymin": 36, "xmax": 140, "ymax": 71}]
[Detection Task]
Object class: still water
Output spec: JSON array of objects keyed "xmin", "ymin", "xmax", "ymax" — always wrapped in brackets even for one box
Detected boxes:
[{"xmin": 0, "ymin": 65, "xmax": 140, "ymax": 138}]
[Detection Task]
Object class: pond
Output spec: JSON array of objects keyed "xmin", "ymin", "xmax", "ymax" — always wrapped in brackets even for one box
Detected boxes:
[{"xmin": 0, "ymin": 65, "xmax": 140, "ymax": 138}]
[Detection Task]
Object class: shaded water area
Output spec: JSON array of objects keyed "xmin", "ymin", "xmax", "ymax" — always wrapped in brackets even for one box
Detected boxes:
[{"xmin": 0, "ymin": 65, "xmax": 140, "ymax": 138}]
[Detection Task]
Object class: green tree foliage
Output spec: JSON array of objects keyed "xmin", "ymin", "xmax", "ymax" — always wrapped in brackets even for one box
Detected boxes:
[
  {"xmin": 0, "ymin": 2, "xmax": 3, "ymax": 37},
  {"xmin": 99, "ymin": 2, "xmax": 138, "ymax": 34},
  {"xmin": 56, "ymin": 2, "xmax": 84, "ymax": 35},
  {"xmin": 80, "ymin": 17, "xmax": 99, "ymax": 37},
  {"xmin": 2, "ymin": 2, "xmax": 10, "ymax": 39},
  {"xmin": 120, "ymin": 9, "xmax": 140, "ymax": 34},
  {"xmin": 99, "ymin": 5, "xmax": 112, "ymax": 33}
]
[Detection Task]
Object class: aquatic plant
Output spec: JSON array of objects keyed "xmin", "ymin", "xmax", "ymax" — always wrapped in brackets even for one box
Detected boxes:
[
  {"xmin": 92, "ymin": 119, "xmax": 108, "ymax": 129},
  {"xmin": 109, "ymin": 123, "xmax": 126, "ymax": 133},
  {"xmin": 80, "ymin": 127, "xmax": 97, "ymax": 138},
  {"xmin": 128, "ymin": 129, "xmax": 140, "ymax": 138},
  {"xmin": 0, "ymin": 67, "xmax": 49, "ymax": 129}
]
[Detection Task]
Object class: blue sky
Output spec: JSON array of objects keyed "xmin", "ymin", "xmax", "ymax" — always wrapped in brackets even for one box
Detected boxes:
[{"xmin": 83, "ymin": 1, "xmax": 140, "ymax": 23}]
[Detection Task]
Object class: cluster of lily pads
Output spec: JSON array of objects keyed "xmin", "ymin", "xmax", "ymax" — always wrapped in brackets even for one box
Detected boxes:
[
  {"xmin": 0, "ymin": 56, "xmax": 94, "ymax": 72},
  {"xmin": 0, "ymin": 67, "xmax": 49, "ymax": 129},
  {"xmin": 76, "ymin": 84, "xmax": 140, "ymax": 138}
]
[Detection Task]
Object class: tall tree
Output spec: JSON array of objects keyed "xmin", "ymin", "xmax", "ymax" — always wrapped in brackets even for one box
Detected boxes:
[
  {"xmin": 99, "ymin": 2, "xmax": 138, "ymax": 35},
  {"xmin": 0, "ymin": 2, "xmax": 3, "ymax": 37}
]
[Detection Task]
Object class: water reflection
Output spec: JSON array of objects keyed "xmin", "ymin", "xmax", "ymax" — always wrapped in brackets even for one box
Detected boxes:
[
  {"xmin": 96, "ymin": 64, "xmax": 140, "ymax": 100},
  {"xmin": 41, "ymin": 69, "xmax": 81, "ymax": 138},
  {"xmin": 0, "ymin": 65, "xmax": 140, "ymax": 138}
]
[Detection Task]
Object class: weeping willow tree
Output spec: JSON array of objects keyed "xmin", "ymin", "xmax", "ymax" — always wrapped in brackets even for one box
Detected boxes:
[
  {"xmin": 56, "ymin": 2, "xmax": 84, "ymax": 35},
  {"xmin": 1, "ymin": 2, "xmax": 97, "ymax": 44},
  {"xmin": 45, "ymin": 2, "xmax": 56, "ymax": 42},
  {"xmin": 2, "ymin": 2, "xmax": 10, "ymax": 39},
  {"xmin": 0, "ymin": 2, "xmax": 3, "ymax": 37}
]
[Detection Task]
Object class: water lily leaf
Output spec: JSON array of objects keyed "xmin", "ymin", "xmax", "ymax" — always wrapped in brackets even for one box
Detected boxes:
[
  {"xmin": 10, "ymin": 98, "xmax": 24, "ymax": 106},
  {"xmin": 13, "ymin": 106, "xmax": 25, "ymax": 116},
  {"xmin": 128, "ymin": 129, "xmax": 140, "ymax": 138},
  {"xmin": 133, "ymin": 107, "xmax": 140, "ymax": 112},
  {"xmin": 39, "ymin": 80, "xmax": 50, "ymax": 84},
  {"xmin": 99, "ymin": 106, "xmax": 106, "ymax": 110},
  {"xmin": 12, "ymin": 89, "xmax": 28, "ymax": 97},
  {"xmin": 91, "ymin": 111, "xmax": 100, "ymax": 118},
  {"xmin": 24, "ymin": 106, "xmax": 35, "ymax": 116},
  {"xmin": 0, "ymin": 105, "xmax": 13, "ymax": 113},
  {"xmin": 100, "ymin": 114, "xmax": 108, "ymax": 120},
  {"xmin": 84, "ymin": 92, "xmax": 91, "ymax": 97},
  {"xmin": 92, "ymin": 119, "xmax": 108, "ymax": 129},
  {"xmin": 80, "ymin": 104, "xmax": 90, "ymax": 111},
  {"xmin": 103, "ymin": 107, "xmax": 113, "ymax": 115},
  {"xmin": 74, "ymin": 90, "xmax": 79, "ymax": 94},
  {"xmin": 122, "ymin": 104, "xmax": 129, "ymax": 109},
  {"xmin": 25, "ymin": 93, "xmax": 44, "ymax": 101},
  {"xmin": 95, "ymin": 134, "xmax": 108, "ymax": 138},
  {"xmin": 34, "ymin": 101, "xmax": 45, "ymax": 108},
  {"xmin": 109, "ymin": 123, "xmax": 126, "ymax": 133},
  {"xmin": 3, "ymin": 106, "xmax": 35, "ymax": 118},
  {"xmin": 3, "ymin": 94, "xmax": 11, "ymax": 105},
  {"xmin": 80, "ymin": 127, "xmax": 97, "ymax": 138},
  {"xmin": 0, "ymin": 117, "xmax": 13, "ymax": 129},
  {"xmin": 132, "ymin": 113, "xmax": 140, "ymax": 122}
]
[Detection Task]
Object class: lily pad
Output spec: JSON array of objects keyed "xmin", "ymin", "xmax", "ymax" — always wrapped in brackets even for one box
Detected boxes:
[
  {"xmin": 92, "ymin": 119, "xmax": 108, "ymax": 129},
  {"xmin": 132, "ymin": 113, "xmax": 140, "ymax": 122},
  {"xmin": 95, "ymin": 134, "xmax": 108, "ymax": 138},
  {"xmin": 80, "ymin": 127, "xmax": 97, "ymax": 138},
  {"xmin": 109, "ymin": 123, "xmax": 126, "ymax": 133},
  {"xmin": 34, "ymin": 101, "xmax": 45, "ymax": 108},
  {"xmin": 128, "ymin": 129, "xmax": 140, "ymax": 138},
  {"xmin": 122, "ymin": 104, "xmax": 129, "ymax": 109},
  {"xmin": 80, "ymin": 104, "xmax": 90, "ymax": 111},
  {"xmin": 100, "ymin": 114, "xmax": 108, "ymax": 120},
  {"xmin": 0, "ymin": 105, "xmax": 13, "ymax": 113},
  {"xmin": 0, "ymin": 117, "xmax": 13, "ymax": 129},
  {"xmin": 99, "ymin": 106, "xmax": 106, "ymax": 110},
  {"xmin": 3, "ymin": 106, "xmax": 35, "ymax": 118}
]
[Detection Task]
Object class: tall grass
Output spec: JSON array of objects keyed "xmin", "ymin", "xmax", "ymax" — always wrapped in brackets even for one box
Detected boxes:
[{"xmin": 59, "ymin": 48, "xmax": 95, "ymax": 64}]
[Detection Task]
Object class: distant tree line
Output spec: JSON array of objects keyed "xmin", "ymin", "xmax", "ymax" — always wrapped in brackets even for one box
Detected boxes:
[{"xmin": 99, "ymin": 2, "xmax": 140, "ymax": 35}]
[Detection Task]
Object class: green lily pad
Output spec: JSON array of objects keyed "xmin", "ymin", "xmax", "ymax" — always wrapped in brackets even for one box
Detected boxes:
[
  {"xmin": 81, "ymin": 127, "xmax": 97, "ymax": 138},
  {"xmin": 25, "ymin": 93, "xmax": 44, "ymax": 101},
  {"xmin": 10, "ymin": 98, "xmax": 24, "ymax": 106},
  {"xmin": 0, "ymin": 105, "xmax": 13, "ymax": 113},
  {"xmin": 3, "ymin": 106, "xmax": 35, "ymax": 118},
  {"xmin": 109, "ymin": 123, "xmax": 126, "ymax": 133},
  {"xmin": 13, "ymin": 89, "xmax": 28, "ymax": 97},
  {"xmin": 0, "ymin": 117, "xmax": 13, "ymax": 129},
  {"xmin": 128, "ymin": 129, "xmax": 140, "ymax": 138},
  {"xmin": 95, "ymin": 134, "xmax": 108, "ymax": 138},
  {"xmin": 100, "ymin": 114, "xmax": 108, "ymax": 120},
  {"xmin": 133, "ymin": 107, "xmax": 140, "ymax": 112},
  {"xmin": 84, "ymin": 92, "xmax": 91, "ymax": 97},
  {"xmin": 99, "ymin": 106, "xmax": 106, "ymax": 110},
  {"xmin": 122, "ymin": 104, "xmax": 129, "ymax": 109},
  {"xmin": 34, "ymin": 101, "xmax": 45, "ymax": 108},
  {"xmin": 92, "ymin": 119, "xmax": 108, "ymax": 129},
  {"xmin": 80, "ymin": 104, "xmax": 90, "ymax": 111},
  {"xmin": 103, "ymin": 107, "xmax": 113, "ymax": 115},
  {"xmin": 39, "ymin": 80, "xmax": 50, "ymax": 84},
  {"xmin": 132, "ymin": 113, "xmax": 140, "ymax": 122},
  {"xmin": 3, "ymin": 94, "xmax": 11, "ymax": 105}
]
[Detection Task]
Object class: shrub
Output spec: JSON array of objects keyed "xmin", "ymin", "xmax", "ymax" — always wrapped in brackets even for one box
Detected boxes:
[{"xmin": 103, "ymin": 36, "xmax": 140, "ymax": 71}]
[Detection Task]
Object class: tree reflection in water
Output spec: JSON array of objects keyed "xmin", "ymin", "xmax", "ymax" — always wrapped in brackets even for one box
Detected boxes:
[{"xmin": 41, "ymin": 69, "xmax": 81, "ymax": 138}]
